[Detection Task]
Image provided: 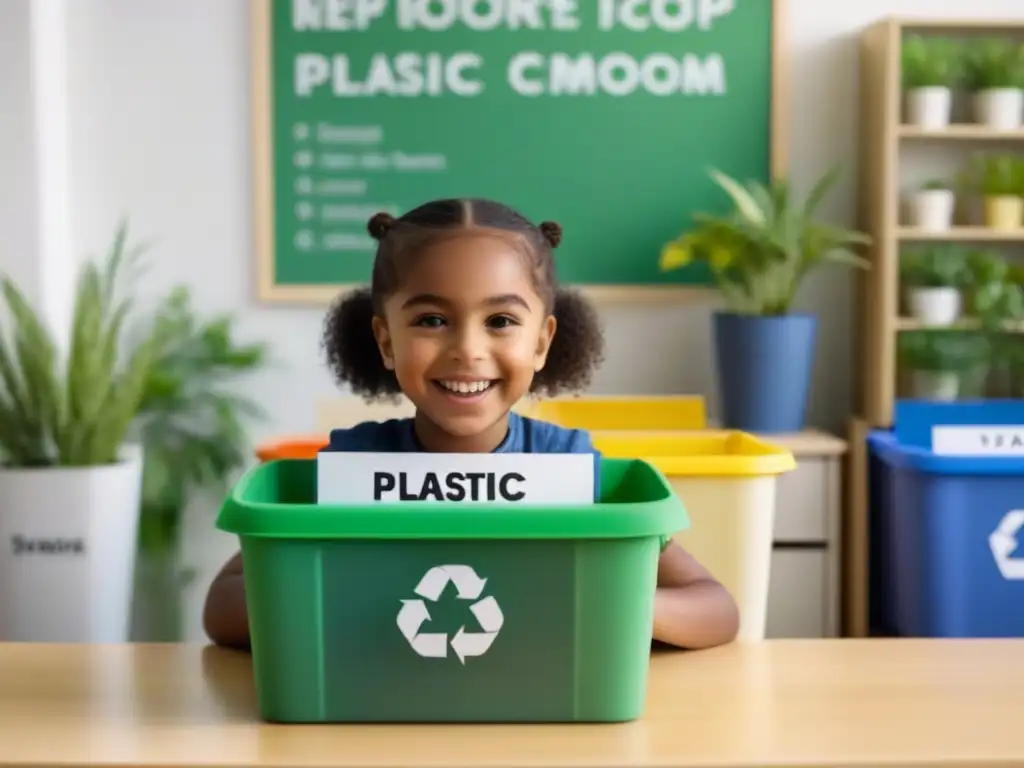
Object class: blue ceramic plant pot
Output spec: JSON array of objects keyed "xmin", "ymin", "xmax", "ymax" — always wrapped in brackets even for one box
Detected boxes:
[{"xmin": 712, "ymin": 312, "xmax": 817, "ymax": 433}]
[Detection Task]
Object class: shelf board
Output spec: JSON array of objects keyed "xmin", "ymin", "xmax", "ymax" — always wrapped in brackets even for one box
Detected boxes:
[
  {"xmin": 897, "ymin": 317, "xmax": 1024, "ymax": 332},
  {"xmin": 898, "ymin": 125, "xmax": 1024, "ymax": 140},
  {"xmin": 897, "ymin": 227, "xmax": 1024, "ymax": 241},
  {"xmin": 894, "ymin": 18, "xmax": 1024, "ymax": 31}
]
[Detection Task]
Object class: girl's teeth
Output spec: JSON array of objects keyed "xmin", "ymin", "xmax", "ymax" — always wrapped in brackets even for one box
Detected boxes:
[{"xmin": 441, "ymin": 380, "xmax": 491, "ymax": 394}]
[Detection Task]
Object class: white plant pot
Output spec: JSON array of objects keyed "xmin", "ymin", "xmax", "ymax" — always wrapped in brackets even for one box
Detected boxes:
[
  {"xmin": 905, "ymin": 87, "xmax": 952, "ymax": 129},
  {"xmin": 973, "ymin": 88, "xmax": 1024, "ymax": 130},
  {"xmin": 908, "ymin": 189, "xmax": 955, "ymax": 231},
  {"xmin": 907, "ymin": 287, "xmax": 962, "ymax": 326},
  {"xmin": 911, "ymin": 370, "xmax": 960, "ymax": 401},
  {"xmin": 0, "ymin": 446, "xmax": 142, "ymax": 642}
]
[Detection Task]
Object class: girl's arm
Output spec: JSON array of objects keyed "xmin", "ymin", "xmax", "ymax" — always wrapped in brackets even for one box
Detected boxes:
[
  {"xmin": 202, "ymin": 552, "xmax": 251, "ymax": 650},
  {"xmin": 653, "ymin": 541, "xmax": 740, "ymax": 650}
]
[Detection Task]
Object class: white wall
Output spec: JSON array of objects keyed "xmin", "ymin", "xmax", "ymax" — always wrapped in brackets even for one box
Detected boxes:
[{"xmin": 5, "ymin": 0, "xmax": 1024, "ymax": 641}]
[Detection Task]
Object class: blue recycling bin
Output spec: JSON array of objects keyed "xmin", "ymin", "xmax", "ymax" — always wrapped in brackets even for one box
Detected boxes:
[
  {"xmin": 867, "ymin": 441, "xmax": 896, "ymax": 636},
  {"xmin": 868, "ymin": 401, "xmax": 1024, "ymax": 638}
]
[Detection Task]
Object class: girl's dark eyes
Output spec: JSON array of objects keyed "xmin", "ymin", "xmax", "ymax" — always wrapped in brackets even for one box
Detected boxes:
[
  {"xmin": 414, "ymin": 314, "xmax": 446, "ymax": 328},
  {"xmin": 486, "ymin": 314, "xmax": 519, "ymax": 330},
  {"xmin": 411, "ymin": 314, "xmax": 520, "ymax": 330}
]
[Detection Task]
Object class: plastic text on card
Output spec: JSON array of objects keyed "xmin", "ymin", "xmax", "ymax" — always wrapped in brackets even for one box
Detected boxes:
[
  {"xmin": 374, "ymin": 470, "xmax": 524, "ymax": 502},
  {"xmin": 316, "ymin": 452, "xmax": 594, "ymax": 505}
]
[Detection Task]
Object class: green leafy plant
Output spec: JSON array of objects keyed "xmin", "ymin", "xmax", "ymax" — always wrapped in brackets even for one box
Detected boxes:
[
  {"xmin": 0, "ymin": 222, "xmax": 166, "ymax": 467},
  {"xmin": 963, "ymin": 38, "xmax": 1024, "ymax": 91},
  {"xmin": 900, "ymin": 245, "xmax": 966, "ymax": 288},
  {"xmin": 901, "ymin": 35, "xmax": 963, "ymax": 89},
  {"xmin": 921, "ymin": 178, "xmax": 951, "ymax": 192},
  {"xmin": 135, "ymin": 287, "xmax": 268, "ymax": 554},
  {"xmin": 963, "ymin": 249, "xmax": 1010, "ymax": 308},
  {"xmin": 953, "ymin": 250, "xmax": 1024, "ymax": 396},
  {"xmin": 961, "ymin": 154, "xmax": 1024, "ymax": 197},
  {"xmin": 964, "ymin": 250, "xmax": 1024, "ymax": 326},
  {"xmin": 899, "ymin": 330, "xmax": 990, "ymax": 377},
  {"xmin": 659, "ymin": 168, "xmax": 872, "ymax": 315}
]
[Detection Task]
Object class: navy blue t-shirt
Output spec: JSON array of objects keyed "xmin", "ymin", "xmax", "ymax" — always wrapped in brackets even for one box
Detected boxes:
[{"xmin": 326, "ymin": 412, "xmax": 602, "ymax": 500}]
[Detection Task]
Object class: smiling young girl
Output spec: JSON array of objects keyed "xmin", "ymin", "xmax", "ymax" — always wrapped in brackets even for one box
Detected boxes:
[{"xmin": 203, "ymin": 198, "xmax": 739, "ymax": 651}]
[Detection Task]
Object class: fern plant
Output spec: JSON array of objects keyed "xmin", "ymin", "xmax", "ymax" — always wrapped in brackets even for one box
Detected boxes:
[
  {"xmin": 135, "ymin": 287, "xmax": 268, "ymax": 554},
  {"xmin": 0, "ymin": 221, "xmax": 164, "ymax": 467}
]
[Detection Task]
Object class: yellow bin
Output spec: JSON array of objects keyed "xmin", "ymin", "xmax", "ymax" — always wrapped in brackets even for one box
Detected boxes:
[
  {"xmin": 533, "ymin": 396, "xmax": 796, "ymax": 642},
  {"xmin": 524, "ymin": 395, "xmax": 706, "ymax": 431}
]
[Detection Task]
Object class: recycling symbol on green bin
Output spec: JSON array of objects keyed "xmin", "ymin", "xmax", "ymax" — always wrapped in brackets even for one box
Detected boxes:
[{"xmin": 396, "ymin": 564, "xmax": 504, "ymax": 664}]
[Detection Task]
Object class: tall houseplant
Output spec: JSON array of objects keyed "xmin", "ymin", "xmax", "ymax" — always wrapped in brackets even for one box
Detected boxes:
[
  {"xmin": 131, "ymin": 287, "xmax": 267, "ymax": 641},
  {"xmin": 660, "ymin": 168, "xmax": 871, "ymax": 432},
  {"xmin": 0, "ymin": 223, "xmax": 167, "ymax": 642}
]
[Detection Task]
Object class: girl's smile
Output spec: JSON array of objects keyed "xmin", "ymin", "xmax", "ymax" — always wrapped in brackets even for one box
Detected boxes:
[{"xmin": 434, "ymin": 378, "xmax": 497, "ymax": 400}]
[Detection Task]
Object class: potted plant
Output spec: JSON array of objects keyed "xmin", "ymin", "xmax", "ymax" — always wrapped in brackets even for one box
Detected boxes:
[
  {"xmin": 907, "ymin": 178, "xmax": 956, "ymax": 230},
  {"xmin": 130, "ymin": 287, "xmax": 268, "ymax": 641},
  {"xmin": 964, "ymin": 38, "xmax": 1024, "ymax": 130},
  {"xmin": 0, "ymin": 222, "xmax": 168, "ymax": 642},
  {"xmin": 964, "ymin": 154, "xmax": 1024, "ymax": 230},
  {"xmin": 963, "ymin": 251, "xmax": 1024, "ymax": 396},
  {"xmin": 901, "ymin": 35, "xmax": 962, "ymax": 129},
  {"xmin": 900, "ymin": 245, "xmax": 965, "ymax": 326},
  {"xmin": 898, "ymin": 330, "xmax": 989, "ymax": 401},
  {"xmin": 659, "ymin": 167, "xmax": 871, "ymax": 433}
]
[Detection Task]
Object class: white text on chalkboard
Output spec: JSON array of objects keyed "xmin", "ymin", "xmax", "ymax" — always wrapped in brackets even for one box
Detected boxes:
[{"xmin": 291, "ymin": 0, "xmax": 734, "ymax": 98}]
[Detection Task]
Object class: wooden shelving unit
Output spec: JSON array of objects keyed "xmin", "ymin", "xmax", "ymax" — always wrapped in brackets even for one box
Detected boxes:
[
  {"xmin": 857, "ymin": 17, "xmax": 1024, "ymax": 430},
  {"xmin": 848, "ymin": 16, "xmax": 1024, "ymax": 638}
]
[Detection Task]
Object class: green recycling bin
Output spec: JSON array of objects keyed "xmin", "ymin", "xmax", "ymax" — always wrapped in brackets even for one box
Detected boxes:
[{"xmin": 216, "ymin": 457, "xmax": 688, "ymax": 724}]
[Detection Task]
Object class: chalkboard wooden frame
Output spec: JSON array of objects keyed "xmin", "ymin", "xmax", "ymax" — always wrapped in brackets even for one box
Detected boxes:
[{"xmin": 251, "ymin": 0, "xmax": 788, "ymax": 305}]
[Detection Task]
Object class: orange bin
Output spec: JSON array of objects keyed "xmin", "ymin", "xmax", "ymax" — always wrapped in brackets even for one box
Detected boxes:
[{"xmin": 255, "ymin": 434, "xmax": 328, "ymax": 462}]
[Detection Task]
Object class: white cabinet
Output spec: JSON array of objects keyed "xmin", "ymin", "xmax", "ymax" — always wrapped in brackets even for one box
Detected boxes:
[{"xmin": 762, "ymin": 432, "xmax": 846, "ymax": 638}]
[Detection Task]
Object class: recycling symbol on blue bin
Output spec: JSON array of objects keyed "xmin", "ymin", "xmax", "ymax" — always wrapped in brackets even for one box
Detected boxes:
[
  {"xmin": 989, "ymin": 510, "xmax": 1024, "ymax": 580},
  {"xmin": 396, "ymin": 564, "xmax": 504, "ymax": 664}
]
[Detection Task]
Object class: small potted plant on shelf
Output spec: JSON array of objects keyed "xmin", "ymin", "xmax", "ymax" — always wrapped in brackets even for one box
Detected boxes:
[
  {"xmin": 659, "ymin": 166, "xmax": 871, "ymax": 433},
  {"xmin": 900, "ymin": 245, "xmax": 965, "ymax": 326},
  {"xmin": 963, "ymin": 251, "xmax": 1024, "ymax": 396},
  {"xmin": 907, "ymin": 178, "xmax": 956, "ymax": 230},
  {"xmin": 898, "ymin": 330, "xmax": 989, "ymax": 401},
  {"xmin": 901, "ymin": 34, "xmax": 962, "ymax": 129},
  {"xmin": 964, "ymin": 38, "xmax": 1024, "ymax": 130},
  {"xmin": 963, "ymin": 248, "xmax": 1012, "ymax": 312},
  {"xmin": 962, "ymin": 153, "xmax": 1024, "ymax": 230}
]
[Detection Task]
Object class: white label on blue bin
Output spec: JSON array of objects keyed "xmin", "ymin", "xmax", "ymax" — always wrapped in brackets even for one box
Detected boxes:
[
  {"xmin": 989, "ymin": 510, "xmax": 1024, "ymax": 580},
  {"xmin": 397, "ymin": 564, "xmax": 504, "ymax": 664},
  {"xmin": 316, "ymin": 452, "xmax": 595, "ymax": 504},
  {"xmin": 932, "ymin": 425, "xmax": 1024, "ymax": 456}
]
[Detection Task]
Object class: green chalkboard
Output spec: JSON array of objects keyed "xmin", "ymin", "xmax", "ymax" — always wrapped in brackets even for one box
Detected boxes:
[{"xmin": 252, "ymin": 0, "xmax": 782, "ymax": 302}]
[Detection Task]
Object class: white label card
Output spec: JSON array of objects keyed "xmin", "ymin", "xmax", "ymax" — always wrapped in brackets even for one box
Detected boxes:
[
  {"xmin": 316, "ymin": 452, "xmax": 595, "ymax": 505},
  {"xmin": 932, "ymin": 425, "xmax": 1024, "ymax": 456}
]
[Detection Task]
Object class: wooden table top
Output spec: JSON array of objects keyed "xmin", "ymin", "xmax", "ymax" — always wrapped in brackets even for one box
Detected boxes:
[{"xmin": 2, "ymin": 639, "xmax": 1023, "ymax": 767}]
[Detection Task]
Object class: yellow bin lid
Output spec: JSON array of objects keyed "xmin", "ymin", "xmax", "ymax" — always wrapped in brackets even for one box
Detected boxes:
[
  {"xmin": 591, "ymin": 431, "xmax": 796, "ymax": 477},
  {"xmin": 525, "ymin": 396, "xmax": 706, "ymax": 431}
]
